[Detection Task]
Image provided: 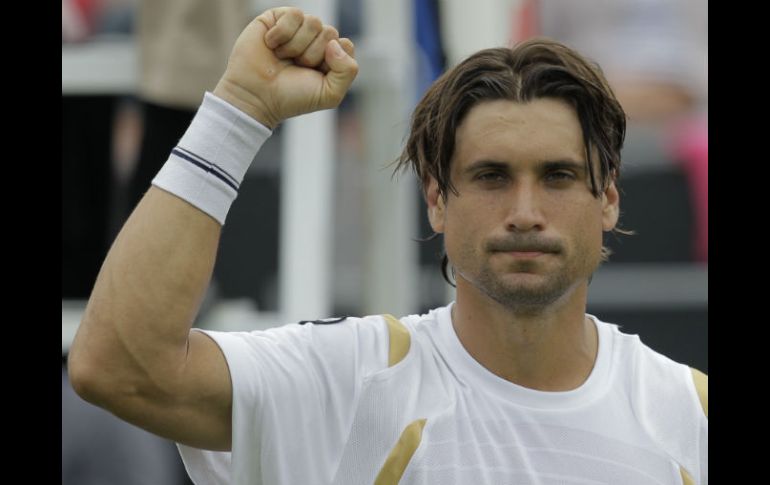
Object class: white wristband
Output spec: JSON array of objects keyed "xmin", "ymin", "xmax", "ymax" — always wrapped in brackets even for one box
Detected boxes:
[{"xmin": 151, "ymin": 92, "xmax": 272, "ymax": 225}]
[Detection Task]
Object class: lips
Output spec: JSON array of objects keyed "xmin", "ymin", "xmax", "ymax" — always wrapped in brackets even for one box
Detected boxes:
[
  {"xmin": 505, "ymin": 251, "xmax": 546, "ymax": 257},
  {"xmin": 487, "ymin": 243, "xmax": 560, "ymax": 254},
  {"xmin": 499, "ymin": 247, "xmax": 553, "ymax": 253}
]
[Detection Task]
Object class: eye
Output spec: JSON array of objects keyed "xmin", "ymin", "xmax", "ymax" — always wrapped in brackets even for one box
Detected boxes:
[
  {"xmin": 545, "ymin": 170, "xmax": 576, "ymax": 183},
  {"xmin": 476, "ymin": 171, "xmax": 507, "ymax": 183}
]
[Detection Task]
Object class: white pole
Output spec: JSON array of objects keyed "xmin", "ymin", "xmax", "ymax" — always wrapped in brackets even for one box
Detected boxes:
[
  {"xmin": 279, "ymin": 0, "xmax": 338, "ymax": 323},
  {"xmin": 440, "ymin": 0, "xmax": 516, "ymax": 65},
  {"xmin": 360, "ymin": 0, "xmax": 419, "ymax": 316}
]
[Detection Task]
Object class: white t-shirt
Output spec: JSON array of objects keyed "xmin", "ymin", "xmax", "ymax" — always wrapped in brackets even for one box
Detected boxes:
[{"xmin": 178, "ymin": 303, "xmax": 707, "ymax": 484}]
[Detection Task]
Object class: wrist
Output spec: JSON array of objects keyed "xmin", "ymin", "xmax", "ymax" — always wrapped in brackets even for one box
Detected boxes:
[
  {"xmin": 151, "ymin": 92, "xmax": 272, "ymax": 225},
  {"xmin": 213, "ymin": 78, "xmax": 279, "ymax": 130}
]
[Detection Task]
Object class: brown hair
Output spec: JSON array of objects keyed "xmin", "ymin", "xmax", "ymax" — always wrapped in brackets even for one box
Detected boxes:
[{"xmin": 395, "ymin": 38, "xmax": 629, "ymax": 285}]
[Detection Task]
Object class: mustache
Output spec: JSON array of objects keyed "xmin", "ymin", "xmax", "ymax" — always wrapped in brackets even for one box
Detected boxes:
[{"xmin": 485, "ymin": 236, "xmax": 563, "ymax": 253}]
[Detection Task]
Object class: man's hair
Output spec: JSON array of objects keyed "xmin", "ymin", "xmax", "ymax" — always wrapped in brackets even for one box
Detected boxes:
[{"xmin": 394, "ymin": 38, "xmax": 629, "ymax": 286}]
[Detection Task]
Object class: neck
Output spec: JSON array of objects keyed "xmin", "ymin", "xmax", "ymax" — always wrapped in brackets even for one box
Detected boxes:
[{"xmin": 451, "ymin": 278, "xmax": 598, "ymax": 392}]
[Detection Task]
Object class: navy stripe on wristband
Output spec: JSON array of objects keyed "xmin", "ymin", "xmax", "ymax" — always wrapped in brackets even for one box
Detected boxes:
[{"xmin": 170, "ymin": 147, "xmax": 240, "ymax": 191}]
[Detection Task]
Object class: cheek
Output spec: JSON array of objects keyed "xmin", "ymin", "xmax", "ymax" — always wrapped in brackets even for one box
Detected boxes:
[
  {"xmin": 443, "ymin": 206, "xmax": 486, "ymax": 256},
  {"xmin": 569, "ymin": 210, "xmax": 606, "ymax": 256},
  {"xmin": 445, "ymin": 201, "xmax": 491, "ymax": 233}
]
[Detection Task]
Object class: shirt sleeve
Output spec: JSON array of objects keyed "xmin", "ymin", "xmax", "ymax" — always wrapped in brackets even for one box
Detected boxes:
[
  {"xmin": 632, "ymin": 343, "xmax": 708, "ymax": 485},
  {"xmin": 193, "ymin": 316, "xmax": 390, "ymax": 484}
]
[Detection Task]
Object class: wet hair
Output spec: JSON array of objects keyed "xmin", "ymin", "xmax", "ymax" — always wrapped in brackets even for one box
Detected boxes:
[{"xmin": 394, "ymin": 38, "xmax": 629, "ymax": 285}]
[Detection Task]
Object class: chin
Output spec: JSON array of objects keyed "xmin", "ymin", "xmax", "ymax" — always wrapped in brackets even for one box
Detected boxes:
[{"xmin": 478, "ymin": 268, "xmax": 576, "ymax": 306}]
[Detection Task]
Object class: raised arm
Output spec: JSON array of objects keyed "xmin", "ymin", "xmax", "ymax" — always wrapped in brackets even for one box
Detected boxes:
[{"xmin": 67, "ymin": 7, "xmax": 358, "ymax": 452}]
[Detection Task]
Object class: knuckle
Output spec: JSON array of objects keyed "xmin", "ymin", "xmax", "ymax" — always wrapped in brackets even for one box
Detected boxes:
[
  {"xmin": 286, "ymin": 7, "xmax": 304, "ymax": 20},
  {"xmin": 323, "ymin": 25, "xmax": 339, "ymax": 39},
  {"xmin": 305, "ymin": 15, "xmax": 323, "ymax": 31}
]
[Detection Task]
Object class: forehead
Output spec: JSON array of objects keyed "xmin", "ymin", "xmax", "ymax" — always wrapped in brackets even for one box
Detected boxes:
[{"xmin": 452, "ymin": 98, "xmax": 585, "ymax": 169}]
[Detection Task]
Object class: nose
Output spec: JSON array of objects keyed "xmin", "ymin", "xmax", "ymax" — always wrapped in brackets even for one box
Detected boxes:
[{"xmin": 502, "ymin": 182, "xmax": 546, "ymax": 232}]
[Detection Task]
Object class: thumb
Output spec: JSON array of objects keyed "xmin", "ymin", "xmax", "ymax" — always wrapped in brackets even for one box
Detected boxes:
[{"xmin": 320, "ymin": 39, "xmax": 359, "ymax": 109}]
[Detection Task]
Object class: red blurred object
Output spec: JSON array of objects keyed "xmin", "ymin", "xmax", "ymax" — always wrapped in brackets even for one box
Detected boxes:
[
  {"xmin": 672, "ymin": 117, "xmax": 708, "ymax": 262},
  {"xmin": 62, "ymin": 0, "xmax": 103, "ymax": 42}
]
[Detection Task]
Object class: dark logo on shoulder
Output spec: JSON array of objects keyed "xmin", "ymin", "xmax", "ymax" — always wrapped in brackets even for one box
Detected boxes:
[{"xmin": 297, "ymin": 316, "xmax": 348, "ymax": 325}]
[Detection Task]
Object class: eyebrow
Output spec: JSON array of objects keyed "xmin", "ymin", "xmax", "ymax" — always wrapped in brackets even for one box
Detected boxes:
[{"xmin": 463, "ymin": 159, "xmax": 587, "ymax": 175}]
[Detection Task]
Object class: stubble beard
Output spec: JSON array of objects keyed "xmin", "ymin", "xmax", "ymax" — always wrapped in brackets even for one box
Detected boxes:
[{"xmin": 462, "ymin": 251, "xmax": 599, "ymax": 316}]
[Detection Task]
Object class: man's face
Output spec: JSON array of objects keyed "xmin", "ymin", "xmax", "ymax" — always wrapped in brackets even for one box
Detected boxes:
[{"xmin": 426, "ymin": 98, "xmax": 619, "ymax": 313}]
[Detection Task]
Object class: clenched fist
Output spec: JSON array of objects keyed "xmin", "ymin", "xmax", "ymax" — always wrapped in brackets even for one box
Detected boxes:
[{"xmin": 213, "ymin": 7, "xmax": 358, "ymax": 129}]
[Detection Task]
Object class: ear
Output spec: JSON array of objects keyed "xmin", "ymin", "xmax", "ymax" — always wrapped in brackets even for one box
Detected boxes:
[
  {"xmin": 602, "ymin": 181, "xmax": 620, "ymax": 231},
  {"xmin": 425, "ymin": 177, "xmax": 446, "ymax": 233}
]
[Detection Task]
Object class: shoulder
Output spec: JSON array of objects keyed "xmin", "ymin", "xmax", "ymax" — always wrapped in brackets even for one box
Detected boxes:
[
  {"xmin": 591, "ymin": 316, "xmax": 708, "ymax": 419},
  {"xmin": 596, "ymin": 318, "xmax": 697, "ymax": 383},
  {"xmin": 628, "ymin": 332, "xmax": 707, "ymax": 418}
]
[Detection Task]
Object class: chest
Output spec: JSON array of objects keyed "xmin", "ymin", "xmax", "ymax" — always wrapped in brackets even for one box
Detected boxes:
[
  {"xmin": 340, "ymin": 368, "xmax": 681, "ymax": 485},
  {"xmin": 399, "ymin": 404, "xmax": 681, "ymax": 485}
]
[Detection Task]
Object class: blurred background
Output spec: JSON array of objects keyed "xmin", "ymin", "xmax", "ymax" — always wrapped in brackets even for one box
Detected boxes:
[{"xmin": 62, "ymin": 0, "xmax": 707, "ymax": 483}]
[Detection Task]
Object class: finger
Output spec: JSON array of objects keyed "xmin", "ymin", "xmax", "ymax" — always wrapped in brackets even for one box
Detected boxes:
[
  {"xmin": 318, "ymin": 37, "xmax": 354, "ymax": 74},
  {"xmin": 338, "ymin": 38, "xmax": 355, "ymax": 57},
  {"xmin": 263, "ymin": 7, "xmax": 305, "ymax": 50},
  {"xmin": 253, "ymin": 9, "xmax": 276, "ymax": 32},
  {"xmin": 295, "ymin": 25, "xmax": 339, "ymax": 68},
  {"xmin": 319, "ymin": 39, "xmax": 359, "ymax": 109},
  {"xmin": 273, "ymin": 15, "xmax": 324, "ymax": 59}
]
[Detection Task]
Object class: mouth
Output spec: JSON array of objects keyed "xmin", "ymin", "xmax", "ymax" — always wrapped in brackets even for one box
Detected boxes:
[
  {"xmin": 503, "ymin": 251, "xmax": 548, "ymax": 259},
  {"xmin": 487, "ymin": 240, "xmax": 561, "ymax": 256}
]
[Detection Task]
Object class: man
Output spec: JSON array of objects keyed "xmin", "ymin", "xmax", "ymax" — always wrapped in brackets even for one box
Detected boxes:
[{"xmin": 69, "ymin": 7, "xmax": 708, "ymax": 484}]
